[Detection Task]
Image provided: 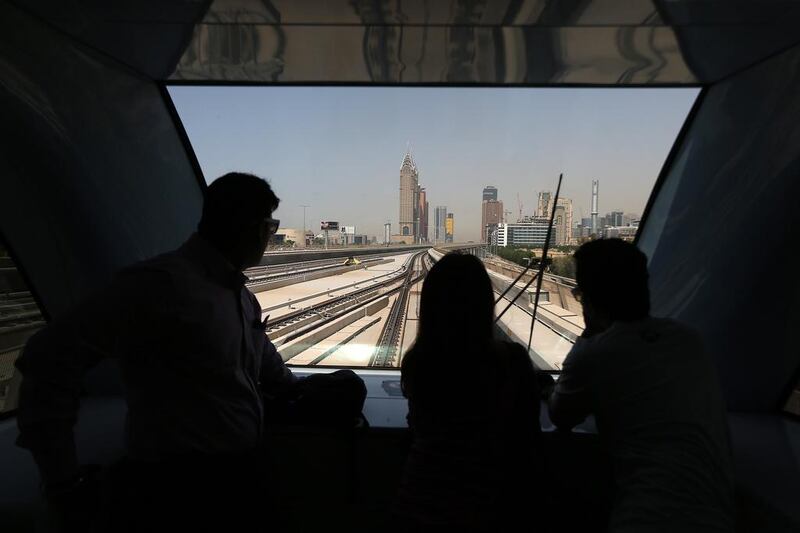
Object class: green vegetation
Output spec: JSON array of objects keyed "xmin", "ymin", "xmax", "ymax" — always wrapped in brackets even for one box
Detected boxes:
[
  {"xmin": 549, "ymin": 255, "xmax": 576, "ymax": 279},
  {"xmin": 496, "ymin": 246, "xmax": 535, "ymax": 267},
  {"xmin": 495, "ymin": 246, "xmax": 552, "ymax": 268},
  {"xmin": 496, "ymin": 245, "xmax": 575, "ymax": 279},
  {"xmin": 553, "ymin": 245, "xmax": 579, "ymax": 254}
]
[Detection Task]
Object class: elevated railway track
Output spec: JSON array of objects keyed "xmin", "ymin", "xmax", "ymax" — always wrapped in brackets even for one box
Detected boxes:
[{"xmin": 265, "ymin": 251, "xmax": 431, "ymax": 366}]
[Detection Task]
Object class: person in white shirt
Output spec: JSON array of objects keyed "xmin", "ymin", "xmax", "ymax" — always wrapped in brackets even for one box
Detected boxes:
[{"xmin": 548, "ymin": 238, "xmax": 735, "ymax": 533}]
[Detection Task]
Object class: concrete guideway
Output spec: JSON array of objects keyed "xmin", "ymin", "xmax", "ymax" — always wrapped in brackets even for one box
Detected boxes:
[
  {"xmin": 488, "ymin": 268, "xmax": 580, "ymax": 370},
  {"xmin": 246, "ymin": 257, "xmax": 389, "ymax": 292},
  {"xmin": 257, "ymin": 252, "xmax": 423, "ymax": 366},
  {"xmin": 255, "ymin": 252, "xmax": 414, "ymax": 321}
]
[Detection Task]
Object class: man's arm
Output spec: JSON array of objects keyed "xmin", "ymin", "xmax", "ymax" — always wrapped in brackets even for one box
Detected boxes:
[
  {"xmin": 15, "ymin": 301, "xmax": 113, "ymax": 485},
  {"xmin": 258, "ymin": 330, "xmax": 298, "ymax": 400},
  {"xmin": 15, "ymin": 269, "xmax": 168, "ymax": 486},
  {"xmin": 548, "ymin": 340, "xmax": 594, "ymax": 431}
]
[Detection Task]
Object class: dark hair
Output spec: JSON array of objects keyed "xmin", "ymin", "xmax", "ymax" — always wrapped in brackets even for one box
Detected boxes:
[
  {"xmin": 401, "ymin": 253, "xmax": 495, "ymax": 398},
  {"xmin": 574, "ymin": 238, "xmax": 650, "ymax": 321},
  {"xmin": 198, "ymin": 172, "xmax": 279, "ymax": 240}
]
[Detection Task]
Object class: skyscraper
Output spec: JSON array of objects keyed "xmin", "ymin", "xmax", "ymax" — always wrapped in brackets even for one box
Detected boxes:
[
  {"xmin": 399, "ymin": 148, "xmax": 418, "ymax": 239},
  {"xmin": 418, "ymin": 188, "xmax": 429, "ymax": 243},
  {"xmin": 397, "ymin": 147, "xmax": 430, "ymax": 243},
  {"xmin": 591, "ymin": 180, "xmax": 599, "ymax": 234},
  {"xmin": 481, "ymin": 185, "xmax": 503, "ymax": 243},
  {"xmin": 434, "ymin": 206, "xmax": 447, "ymax": 243},
  {"xmin": 554, "ymin": 197, "xmax": 574, "ymax": 245},
  {"xmin": 608, "ymin": 210, "xmax": 624, "ymax": 227},
  {"xmin": 445, "ymin": 213, "xmax": 454, "ymax": 243},
  {"xmin": 536, "ymin": 191, "xmax": 553, "ymax": 218}
]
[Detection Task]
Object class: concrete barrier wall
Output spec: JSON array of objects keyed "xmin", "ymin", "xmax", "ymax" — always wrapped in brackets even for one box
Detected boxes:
[
  {"xmin": 259, "ymin": 246, "xmax": 430, "ymax": 267},
  {"xmin": 251, "ymin": 259, "xmax": 393, "ymax": 293},
  {"xmin": 270, "ymin": 289, "xmax": 381, "ymax": 340},
  {"xmin": 278, "ymin": 296, "xmax": 390, "ymax": 362},
  {"xmin": 483, "ymin": 260, "xmax": 581, "ymax": 313},
  {"xmin": 494, "ymin": 321, "xmax": 552, "ymax": 370}
]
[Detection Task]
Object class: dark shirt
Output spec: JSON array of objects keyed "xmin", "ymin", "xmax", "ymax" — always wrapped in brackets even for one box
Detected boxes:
[
  {"xmin": 549, "ymin": 318, "xmax": 734, "ymax": 532},
  {"xmin": 395, "ymin": 341, "xmax": 541, "ymax": 528},
  {"xmin": 16, "ymin": 234, "xmax": 295, "ymax": 475}
]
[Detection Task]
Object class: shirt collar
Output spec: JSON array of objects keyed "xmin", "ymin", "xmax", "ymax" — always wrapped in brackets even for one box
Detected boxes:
[{"xmin": 180, "ymin": 233, "xmax": 248, "ymax": 289}]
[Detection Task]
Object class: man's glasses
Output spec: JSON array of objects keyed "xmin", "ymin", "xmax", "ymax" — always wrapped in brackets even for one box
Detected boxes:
[{"xmin": 264, "ymin": 217, "xmax": 280, "ymax": 235}]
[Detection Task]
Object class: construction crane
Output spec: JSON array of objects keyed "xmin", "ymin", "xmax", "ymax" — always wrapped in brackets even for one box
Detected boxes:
[{"xmin": 517, "ymin": 193, "xmax": 524, "ymax": 222}]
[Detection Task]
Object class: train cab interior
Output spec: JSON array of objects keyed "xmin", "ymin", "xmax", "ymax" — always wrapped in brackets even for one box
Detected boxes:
[{"xmin": 2, "ymin": 0, "xmax": 800, "ymax": 531}]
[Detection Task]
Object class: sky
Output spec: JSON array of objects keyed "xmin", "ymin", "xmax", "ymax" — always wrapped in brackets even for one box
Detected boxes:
[{"xmin": 169, "ymin": 86, "xmax": 699, "ymax": 242}]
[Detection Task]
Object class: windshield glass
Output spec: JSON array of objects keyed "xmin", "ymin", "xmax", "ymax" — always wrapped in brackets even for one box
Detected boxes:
[{"xmin": 169, "ymin": 86, "xmax": 698, "ymax": 370}]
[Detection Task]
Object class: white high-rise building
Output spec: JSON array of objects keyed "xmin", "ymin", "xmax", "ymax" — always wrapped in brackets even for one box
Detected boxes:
[
  {"xmin": 536, "ymin": 191, "xmax": 552, "ymax": 218},
  {"xmin": 554, "ymin": 197, "xmax": 574, "ymax": 245}
]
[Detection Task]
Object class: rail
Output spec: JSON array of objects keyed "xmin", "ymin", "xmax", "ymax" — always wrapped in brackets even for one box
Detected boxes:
[
  {"xmin": 266, "ymin": 252, "xmax": 427, "ymax": 358},
  {"xmin": 369, "ymin": 252, "xmax": 430, "ymax": 367}
]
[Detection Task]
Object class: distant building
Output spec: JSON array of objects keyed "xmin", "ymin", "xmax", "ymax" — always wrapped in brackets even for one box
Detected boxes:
[
  {"xmin": 399, "ymin": 149, "xmax": 417, "ymax": 238},
  {"xmin": 391, "ymin": 234, "xmax": 415, "ymax": 245},
  {"xmin": 623, "ymin": 213, "xmax": 640, "ymax": 226},
  {"xmin": 434, "ymin": 206, "xmax": 447, "ymax": 243},
  {"xmin": 481, "ymin": 198, "xmax": 503, "ymax": 243},
  {"xmin": 536, "ymin": 191, "xmax": 553, "ymax": 218},
  {"xmin": 608, "ymin": 211, "xmax": 624, "ymax": 227},
  {"xmin": 497, "ymin": 221, "xmax": 556, "ymax": 248},
  {"xmin": 553, "ymin": 197, "xmax": 574, "ymax": 245},
  {"xmin": 575, "ymin": 222, "xmax": 592, "ymax": 239},
  {"xmin": 418, "ymin": 188, "xmax": 429, "ymax": 243},
  {"xmin": 399, "ymin": 147, "xmax": 427, "ymax": 243},
  {"xmin": 482, "ymin": 186, "xmax": 498, "ymax": 202},
  {"xmin": 591, "ymin": 180, "xmax": 600, "ymax": 234},
  {"xmin": 445, "ymin": 213, "xmax": 454, "ymax": 243},
  {"xmin": 274, "ymin": 228, "xmax": 308, "ymax": 247},
  {"xmin": 603, "ymin": 226, "xmax": 638, "ymax": 241}
]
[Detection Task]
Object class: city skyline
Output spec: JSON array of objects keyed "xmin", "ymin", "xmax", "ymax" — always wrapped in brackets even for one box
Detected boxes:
[{"xmin": 169, "ymin": 87, "xmax": 699, "ymax": 242}]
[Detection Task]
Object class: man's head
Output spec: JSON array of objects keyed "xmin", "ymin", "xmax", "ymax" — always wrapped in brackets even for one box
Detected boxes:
[
  {"xmin": 573, "ymin": 238, "xmax": 650, "ymax": 332},
  {"xmin": 198, "ymin": 172, "xmax": 280, "ymax": 270}
]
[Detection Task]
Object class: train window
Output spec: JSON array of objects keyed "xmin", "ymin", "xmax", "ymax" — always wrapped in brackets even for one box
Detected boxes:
[
  {"xmin": 0, "ymin": 240, "xmax": 45, "ymax": 415},
  {"xmin": 168, "ymin": 86, "xmax": 698, "ymax": 369}
]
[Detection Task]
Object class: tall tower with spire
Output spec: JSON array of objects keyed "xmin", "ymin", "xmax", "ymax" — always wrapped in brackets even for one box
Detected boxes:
[{"xmin": 399, "ymin": 146, "xmax": 419, "ymax": 240}]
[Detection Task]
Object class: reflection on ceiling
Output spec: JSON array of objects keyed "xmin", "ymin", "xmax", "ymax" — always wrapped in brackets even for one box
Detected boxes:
[
  {"xmin": 11, "ymin": 0, "xmax": 800, "ymax": 85},
  {"xmin": 172, "ymin": 0, "xmax": 691, "ymax": 84}
]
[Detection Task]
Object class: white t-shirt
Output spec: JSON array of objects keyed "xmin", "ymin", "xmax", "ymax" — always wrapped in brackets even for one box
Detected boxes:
[{"xmin": 550, "ymin": 317, "xmax": 735, "ymax": 532}]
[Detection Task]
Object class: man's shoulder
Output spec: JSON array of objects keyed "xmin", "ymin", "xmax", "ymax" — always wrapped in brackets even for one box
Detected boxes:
[{"xmin": 118, "ymin": 247, "xmax": 193, "ymax": 283}]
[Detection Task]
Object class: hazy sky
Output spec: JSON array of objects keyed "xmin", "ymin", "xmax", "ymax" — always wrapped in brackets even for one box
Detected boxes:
[{"xmin": 169, "ymin": 86, "xmax": 698, "ymax": 242}]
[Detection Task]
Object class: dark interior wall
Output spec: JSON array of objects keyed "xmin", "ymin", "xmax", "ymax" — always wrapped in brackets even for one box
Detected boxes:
[
  {"xmin": 0, "ymin": 2, "xmax": 202, "ymax": 318},
  {"xmin": 638, "ymin": 44, "xmax": 800, "ymax": 412}
]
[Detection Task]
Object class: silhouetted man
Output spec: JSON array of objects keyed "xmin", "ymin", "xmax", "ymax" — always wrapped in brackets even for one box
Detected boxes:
[
  {"xmin": 15, "ymin": 173, "xmax": 362, "ymax": 531},
  {"xmin": 549, "ymin": 239, "xmax": 734, "ymax": 532}
]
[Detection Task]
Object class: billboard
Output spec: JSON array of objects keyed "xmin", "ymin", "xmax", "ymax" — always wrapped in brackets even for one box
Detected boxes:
[
  {"xmin": 340, "ymin": 225, "xmax": 356, "ymax": 235},
  {"xmin": 320, "ymin": 221, "xmax": 339, "ymax": 231}
]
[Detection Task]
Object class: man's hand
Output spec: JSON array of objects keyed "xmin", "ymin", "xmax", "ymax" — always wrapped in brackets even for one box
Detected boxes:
[
  {"xmin": 44, "ymin": 464, "xmax": 105, "ymax": 532},
  {"xmin": 537, "ymin": 371, "xmax": 556, "ymax": 400}
]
